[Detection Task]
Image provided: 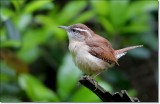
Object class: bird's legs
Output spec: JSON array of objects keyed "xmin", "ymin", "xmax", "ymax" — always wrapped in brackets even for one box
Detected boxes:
[
  {"xmin": 79, "ymin": 72, "xmax": 102, "ymax": 91},
  {"xmin": 78, "ymin": 74, "xmax": 89, "ymax": 87},
  {"xmin": 91, "ymin": 72, "xmax": 101, "ymax": 79},
  {"xmin": 90, "ymin": 72, "xmax": 102, "ymax": 91},
  {"xmin": 83, "ymin": 74, "xmax": 100, "ymax": 91}
]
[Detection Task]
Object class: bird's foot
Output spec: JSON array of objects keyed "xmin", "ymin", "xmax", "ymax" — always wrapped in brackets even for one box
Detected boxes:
[
  {"xmin": 81, "ymin": 75, "xmax": 98, "ymax": 91},
  {"xmin": 92, "ymin": 78, "xmax": 98, "ymax": 91}
]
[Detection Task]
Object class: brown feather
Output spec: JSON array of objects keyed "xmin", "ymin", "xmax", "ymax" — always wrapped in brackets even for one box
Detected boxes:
[
  {"xmin": 86, "ymin": 34, "xmax": 118, "ymax": 65},
  {"xmin": 70, "ymin": 23, "xmax": 94, "ymax": 35}
]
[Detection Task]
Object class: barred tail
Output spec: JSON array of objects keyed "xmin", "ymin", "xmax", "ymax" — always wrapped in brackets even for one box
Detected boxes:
[{"xmin": 115, "ymin": 45, "xmax": 143, "ymax": 59}]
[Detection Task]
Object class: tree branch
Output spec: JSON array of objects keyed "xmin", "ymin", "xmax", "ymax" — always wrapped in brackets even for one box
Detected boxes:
[{"xmin": 79, "ymin": 76, "xmax": 140, "ymax": 102}]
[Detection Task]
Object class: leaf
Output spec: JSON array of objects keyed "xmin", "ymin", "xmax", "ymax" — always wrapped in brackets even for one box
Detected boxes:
[
  {"xmin": 11, "ymin": 0, "xmax": 25, "ymax": 13},
  {"xmin": 1, "ymin": 82, "xmax": 20, "ymax": 95},
  {"xmin": 4, "ymin": 20, "xmax": 21, "ymax": 41},
  {"xmin": 0, "ymin": 8, "xmax": 14, "ymax": 21},
  {"xmin": 20, "ymin": 29, "xmax": 48, "ymax": 51},
  {"xmin": 23, "ymin": 0, "xmax": 52, "ymax": 14},
  {"xmin": 0, "ymin": 40, "xmax": 21, "ymax": 48},
  {"xmin": 99, "ymin": 17, "xmax": 115, "ymax": 35},
  {"xmin": 91, "ymin": 1, "xmax": 109, "ymax": 16},
  {"xmin": 120, "ymin": 24, "xmax": 149, "ymax": 34},
  {"xmin": 57, "ymin": 1, "xmax": 87, "ymax": 24},
  {"xmin": 71, "ymin": 86, "xmax": 100, "ymax": 102},
  {"xmin": 57, "ymin": 53, "xmax": 82, "ymax": 100},
  {"xmin": 18, "ymin": 73, "xmax": 60, "ymax": 102},
  {"xmin": 17, "ymin": 46, "xmax": 40, "ymax": 64},
  {"xmin": 124, "ymin": 1, "xmax": 157, "ymax": 23},
  {"xmin": 71, "ymin": 11, "xmax": 94, "ymax": 24},
  {"xmin": 108, "ymin": 0, "xmax": 129, "ymax": 27},
  {"xmin": 17, "ymin": 14, "xmax": 32, "ymax": 31},
  {"xmin": 35, "ymin": 15, "xmax": 66, "ymax": 40},
  {"xmin": 0, "ymin": 96, "xmax": 22, "ymax": 102},
  {"xmin": 0, "ymin": 61, "xmax": 15, "ymax": 76},
  {"xmin": 98, "ymin": 79, "xmax": 113, "ymax": 93},
  {"xmin": 128, "ymin": 89, "xmax": 137, "ymax": 97},
  {"xmin": 0, "ymin": 28, "xmax": 6, "ymax": 41},
  {"xmin": 141, "ymin": 1, "xmax": 158, "ymax": 11}
]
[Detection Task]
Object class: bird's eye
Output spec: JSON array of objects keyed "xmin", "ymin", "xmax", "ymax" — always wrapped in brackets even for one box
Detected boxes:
[{"xmin": 72, "ymin": 29, "xmax": 76, "ymax": 32}]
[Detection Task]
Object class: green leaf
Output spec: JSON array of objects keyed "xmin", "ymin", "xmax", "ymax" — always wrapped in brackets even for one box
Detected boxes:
[
  {"xmin": 17, "ymin": 14, "xmax": 32, "ymax": 31},
  {"xmin": 0, "ymin": 28, "xmax": 6, "ymax": 41},
  {"xmin": 71, "ymin": 86, "xmax": 100, "ymax": 102},
  {"xmin": 128, "ymin": 89, "xmax": 137, "ymax": 97},
  {"xmin": 129, "ymin": 1, "xmax": 158, "ymax": 14},
  {"xmin": 98, "ymin": 79, "xmax": 113, "ymax": 93},
  {"xmin": 20, "ymin": 29, "xmax": 48, "ymax": 51},
  {"xmin": 57, "ymin": 53, "xmax": 82, "ymax": 100},
  {"xmin": 99, "ymin": 17, "xmax": 115, "ymax": 35},
  {"xmin": 17, "ymin": 47, "xmax": 40, "ymax": 64},
  {"xmin": 141, "ymin": 1, "xmax": 158, "ymax": 11},
  {"xmin": 18, "ymin": 73, "xmax": 60, "ymax": 102},
  {"xmin": 11, "ymin": 0, "xmax": 25, "ymax": 13},
  {"xmin": 35, "ymin": 15, "xmax": 66, "ymax": 40},
  {"xmin": 0, "ymin": 8, "xmax": 14, "ymax": 21},
  {"xmin": 23, "ymin": 0, "xmax": 52, "ymax": 14},
  {"xmin": 120, "ymin": 24, "xmax": 149, "ymax": 34},
  {"xmin": 124, "ymin": 1, "xmax": 158, "ymax": 25},
  {"xmin": 57, "ymin": 1, "xmax": 87, "ymax": 24},
  {"xmin": 0, "ymin": 40, "xmax": 21, "ymax": 48},
  {"xmin": 72, "ymin": 11, "xmax": 94, "ymax": 24},
  {"xmin": 91, "ymin": 1, "xmax": 109, "ymax": 16},
  {"xmin": 108, "ymin": 0, "xmax": 129, "ymax": 27},
  {"xmin": 0, "ymin": 96, "xmax": 22, "ymax": 102},
  {"xmin": 0, "ymin": 61, "xmax": 16, "ymax": 77}
]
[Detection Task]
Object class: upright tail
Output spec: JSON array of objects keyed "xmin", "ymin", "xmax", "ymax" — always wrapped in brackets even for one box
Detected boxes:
[{"xmin": 115, "ymin": 45, "xmax": 143, "ymax": 59}]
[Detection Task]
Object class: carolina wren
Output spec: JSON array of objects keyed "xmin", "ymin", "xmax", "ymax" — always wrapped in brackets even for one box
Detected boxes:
[{"xmin": 59, "ymin": 24, "xmax": 143, "ymax": 78}]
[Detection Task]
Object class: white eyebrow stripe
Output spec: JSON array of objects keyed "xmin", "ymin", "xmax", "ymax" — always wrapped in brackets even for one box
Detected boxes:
[{"xmin": 74, "ymin": 28, "xmax": 92, "ymax": 37}]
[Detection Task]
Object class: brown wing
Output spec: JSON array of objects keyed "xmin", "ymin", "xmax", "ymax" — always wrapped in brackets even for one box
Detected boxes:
[{"xmin": 86, "ymin": 34, "xmax": 118, "ymax": 65}]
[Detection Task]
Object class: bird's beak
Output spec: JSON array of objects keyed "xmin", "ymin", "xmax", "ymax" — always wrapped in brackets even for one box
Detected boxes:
[{"xmin": 58, "ymin": 26, "xmax": 68, "ymax": 30}]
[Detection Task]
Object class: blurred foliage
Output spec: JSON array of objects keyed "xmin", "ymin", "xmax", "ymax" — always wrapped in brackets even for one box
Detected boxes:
[{"xmin": 0, "ymin": 0, "xmax": 158, "ymax": 102}]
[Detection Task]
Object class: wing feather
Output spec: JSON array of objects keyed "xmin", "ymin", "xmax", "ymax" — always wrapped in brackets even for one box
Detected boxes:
[{"xmin": 86, "ymin": 35, "xmax": 118, "ymax": 65}]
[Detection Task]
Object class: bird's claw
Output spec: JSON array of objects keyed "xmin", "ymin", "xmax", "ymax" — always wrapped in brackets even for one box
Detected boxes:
[{"xmin": 81, "ymin": 75, "xmax": 98, "ymax": 91}]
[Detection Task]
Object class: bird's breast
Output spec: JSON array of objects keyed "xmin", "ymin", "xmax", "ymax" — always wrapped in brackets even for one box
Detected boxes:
[{"xmin": 69, "ymin": 41, "xmax": 112, "ymax": 75}]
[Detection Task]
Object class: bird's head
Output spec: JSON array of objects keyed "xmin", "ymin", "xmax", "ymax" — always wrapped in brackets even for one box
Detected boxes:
[{"xmin": 58, "ymin": 24, "xmax": 94, "ymax": 42}]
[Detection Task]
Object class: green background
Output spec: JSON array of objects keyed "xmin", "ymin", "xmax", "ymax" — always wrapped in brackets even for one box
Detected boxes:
[{"xmin": 0, "ymin": 0, "xmax": 158, "ymax": 102}]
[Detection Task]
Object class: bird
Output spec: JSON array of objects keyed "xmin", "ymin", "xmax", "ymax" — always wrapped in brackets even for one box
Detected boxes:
[{"xmin": 58, "ymin": 23, "xmax": 143, "ymax": 78}]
